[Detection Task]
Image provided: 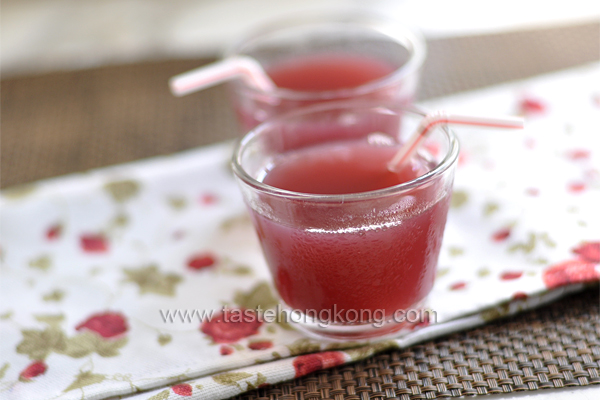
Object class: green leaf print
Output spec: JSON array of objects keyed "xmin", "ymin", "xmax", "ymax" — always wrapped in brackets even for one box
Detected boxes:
[
  {"xmin": 450, "ymin": 190, "xmax": 469, "ymax": 209},
  {"xmin": 287, "ymin": 338, "xmax": 321, "ymax": 356},
  {"xmin": 63, "ymin": 370, "xmax": 106, "ymax": 392},
  {"xmin": 148, "ymin": 390, "xmax": 170, "ymax": 400},
  {"xmin": 448, "ymin": 247, "xmax": 464, "ymax": 257},
  {"xmin": 0, "ymin": 311, "xmax": 12, "ymax": 320},
  {"xmin": 42, "ymin": 289, "xmax": 65, "ymax": 302},
  {"xmin": 213, "ymin": 372, "xmax": 253, "ymax": 390},
  {"xmin": 234, "ymin": 281, "xmax": 278, "ymax": 310},
  {"xmin": 29, "ymin": 255, "xmax": 52, "ymax": 271},
  {"xmin": 34, "ymin": 314, "xmax": 64, "ymax": 327},
  {"xmin": 167, "ymin": 196, "xmax": 187, "ymax": 210},
  {"xmin": 123, "ymin": 265, "xmax": 182, "ymax": 297},
  {"xmin": 17, "ymin": 316, "xmax": 128, "ymax": 360},
  {"xmin": 344, "ymin": 341, "xmax": 398, "ymax": 361},
  {"xmin": 0, "ymin": 363, "xmax": 9, "ymax": 380},
  {"xmin": 157, "ymin": 334, "xmax": 172, "ymax": 346},
  {"xmin": 483, "ymin": 201, "xmax": 500, "ymax": 216},
  {"xmin": 508, "ymin": 232, "xmax": 537, "ymax": 254},
  {"xmin": 255, "ymin": 372, "xmax": 267, "ymax": 386},
  {"xmin": 58, "ymin": 333, "xmax": 128, "ymax": 358},
  {"xmin": 59, "ymin": 333, "xmax": 97, "ymax": 358},
  {"xmin": 103, "ymin": 180, "xmax": 140, "ymax": 203},
  {"xmin": 17, "ymin": 327, "xmax": 66, "ymax": 360}
]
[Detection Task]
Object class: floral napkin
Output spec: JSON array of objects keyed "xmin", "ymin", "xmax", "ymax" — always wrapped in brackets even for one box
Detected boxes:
[{"xmin": 1, "ymin": 63, "xmax": 599, "ymax": 400}]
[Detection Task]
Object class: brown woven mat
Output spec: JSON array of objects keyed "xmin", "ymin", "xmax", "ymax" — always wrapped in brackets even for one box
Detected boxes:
[
  {"xmin": 233, "ymin": 287, "xmax": 600, "ymax": 400},
  {"xmin": 1, "ymin": 22, "xmax": 599, "ymax": 188}
]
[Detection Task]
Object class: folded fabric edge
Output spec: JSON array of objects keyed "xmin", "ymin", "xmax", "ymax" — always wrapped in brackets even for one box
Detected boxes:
[{"xmin": 107, "ymin": 283, "xmax": 595, "ymax": 400}]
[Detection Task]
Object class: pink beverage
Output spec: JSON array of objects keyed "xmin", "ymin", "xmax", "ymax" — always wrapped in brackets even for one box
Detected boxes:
[
  {"xmin": 232, "ymin": 103, "xmax": 458, "ymax": 339},
  {"xmin": 267, "ymin": 54, "xmax": 396, "ymax": 92},
  {"xmin": 253, "ymin": 139, "xmax": 451, "ymax": 322},
  {"xmin": 226, "ymin": 14, "xmax": 426, "ymax": 131},
  {"xmin": 234, "ymin": 54, "xmax": 398, "ymax": 130}
]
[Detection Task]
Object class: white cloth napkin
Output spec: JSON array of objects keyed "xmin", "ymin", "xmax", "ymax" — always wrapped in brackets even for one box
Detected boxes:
[{"xmin": 1, "ymin": 64, "xmax": 598, "ymax": 400}]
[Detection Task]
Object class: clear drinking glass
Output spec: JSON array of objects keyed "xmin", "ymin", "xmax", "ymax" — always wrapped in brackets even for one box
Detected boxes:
[
  {"xmin": 232, "ymin": 101, "xmax": 459, "ymax": 340},
  {"xmin": 225, "ymin": 13, "xmax": 426, "ymax": 132}
]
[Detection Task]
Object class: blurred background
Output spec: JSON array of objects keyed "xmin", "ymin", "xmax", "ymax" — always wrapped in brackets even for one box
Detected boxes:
[
  {"xmin": 3, "ymin": 0, "xmax": 598, "ymax": 77},
  {"xmin": 2, "ymin": 0, "xmax": 599, "ymax": 188}
]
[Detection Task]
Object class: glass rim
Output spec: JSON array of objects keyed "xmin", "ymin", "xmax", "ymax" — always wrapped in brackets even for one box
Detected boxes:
[
  {"xmin": 231, "ymin": 101, "xmax": 460, "ymax": 202},
  {"xmin": 223, "ymin": 11, "xmax": 427, "ymax": 101}
]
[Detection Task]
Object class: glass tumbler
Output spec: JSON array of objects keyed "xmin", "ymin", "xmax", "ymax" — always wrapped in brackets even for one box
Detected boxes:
[
  {"xmin": 232, "ymin": 101, "xmax": 459, "ymax": 340},
  {"xmin": 225, "ymin": 13, "xmax": 426, "ymax": 131}
]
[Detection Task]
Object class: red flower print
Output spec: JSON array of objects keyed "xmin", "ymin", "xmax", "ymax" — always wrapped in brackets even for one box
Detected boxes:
[
  {"xmin": 201, "ymin": 308, "xmax": 262, "ymax": 344},
  {"xmin": 19, "ymin": 361, "xmax": 47, "ymax": 381},
  {"xmin": 172, "ymin": 230, "xmax": 186, "ymax": 240},
  {"xmin": 572, "ymin": 242, "xmax": 600, "ymax": 263},
  {"xmin": 543, "ymin": 259, "xmax": 600, "ymax": 289},
  {"xmin": 187, "ymin": 253, "xmax": 216, "ymax": 270},
  {"xmin": 293, "ymin": 352, "xmax": 346, "ymax": 378},
  {"xmin": 46, "ymin": 224, "xmax": 62, "ymax": 240},
  {"xmin": 220, "ymin": 345, "xmax": 234, "ymax": 356},
  {"xmin": 567, "ymin": 182, "xmax": 586, "ymax": 194},
  {"xmin": 492, "ymin": 227, "xmax": 511, "ymax": 242},
  {"xmin": 518, "ymin": 96, "xmax": 547, "ymax": 116},
  {"xmin": 565, "ymin": 149, "xmax": 591, "ymax": 161},
  {"xmin": 248, "ymin": 341, "xmax": 273, "ymax": 350},
  {"xmin": 512, "ymin": 292, "xmax": 528, "ymax": 300},
  {"xmin": 500, "ymin": 271, "xmax": 523, "ymax": 280},
  {"xmin": 524, "ymin": 137, "xmax": 536, "ymax": 150},
  {"xmin": 199, "ymin": 193, "xmax": 218, "ymax": 205},
  {"xmin": 525, "ymin": 188, "xmax": 539, "ymax": 196},
  {"xmin": 408, "ymin": 312, "xmax": 431, "ymax": 331},
  {"xmin": 449, "ymin": 281, "xmax": 467, "ymax": 291},
  {"xmin": 593, "ymin": 93, "xmax": 600, "ymax": 108},
  {"xmin": 80, "ymin": 234, "xmax": 108, "ymax": 253},
  {"xmin": 458, "ymin": 151, "xmax": 468, "ymax": 167},
  {"xmin": 76, "ymin": 312, "xmax": 128, "ymax": 338},
  {"xmin": 172, "ymin": 383, "xmax": 192, "ymax": 396}
]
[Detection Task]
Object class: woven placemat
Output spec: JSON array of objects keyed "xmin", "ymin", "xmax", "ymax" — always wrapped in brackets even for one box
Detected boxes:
[
  {"xmin": 233, "ymin": 287, "xmax": 600, "ymax": 399},
  {"xmin": 1, "ymin": 22, "xmax": 599, "ymax": 188}
]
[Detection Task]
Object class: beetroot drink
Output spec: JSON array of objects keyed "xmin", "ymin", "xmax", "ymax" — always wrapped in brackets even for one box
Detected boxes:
[
  {"xmin": 234, "ymin": 53, "xmax": 399, "ymax": 130},
  {"xmin": 266, "ymin": 54, "xmax": 396, "ymax": 92},
  {"xmin": 253, "ymin": 139, "xmax": 451, "ymax": 322},
  {"xmin": 232, "ymin": 103, "xmax": 458, "ymax": 339},
  {"xmin": 227, "ymin": 15, "xmax": 426, "ymax": 132}
]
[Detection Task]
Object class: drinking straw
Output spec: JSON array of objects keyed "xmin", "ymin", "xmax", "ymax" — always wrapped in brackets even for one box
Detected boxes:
[
  {"xmin": 169, "ymin": 56, "xmax": 276, "ymax": 96},
  {"xmin": 387, "ymin": 111, "xmax": 525, "ymax": 173}
]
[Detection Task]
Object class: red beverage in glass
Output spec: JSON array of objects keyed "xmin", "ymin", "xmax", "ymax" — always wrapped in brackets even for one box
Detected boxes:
[
  {"xmin": 233, "ymin": 103, "xmax": 458, "ymax": 340},
  {"xmin": 255, "ymin": 140, "xmax": 450, "ymax": 320},
  {"xmin": 226, "ymin": 13, "xmax": 426, "ymax": 131},
  {"xmin": 266, "ymin": 54, "xmax": 396, "ymax": 92}
]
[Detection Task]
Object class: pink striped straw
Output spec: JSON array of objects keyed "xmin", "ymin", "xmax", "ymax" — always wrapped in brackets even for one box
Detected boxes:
[
  {"xmin": 387, "ymin": 111, "xmax": 525, "ymax": 173},
  {"xmin": 169, "ymin": 56, "xmax": 275, "ymax": 97}
]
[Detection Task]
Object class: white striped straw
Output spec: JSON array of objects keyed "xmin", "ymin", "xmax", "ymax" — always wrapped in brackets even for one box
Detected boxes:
[
  {"xmin": 169, "ymin": 56, "xmax": 276, "ymax": 97},
  {"xmin": 387, "ymin": 111, "xmax": 525, "ymax": 173}
]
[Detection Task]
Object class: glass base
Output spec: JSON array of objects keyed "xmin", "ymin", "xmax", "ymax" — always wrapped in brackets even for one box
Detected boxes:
[{"xmin": 280, "ymin": 299, "xmax": 429, "ymax": 342}]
